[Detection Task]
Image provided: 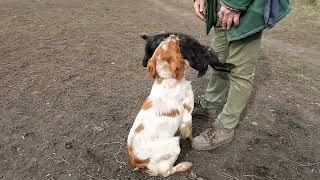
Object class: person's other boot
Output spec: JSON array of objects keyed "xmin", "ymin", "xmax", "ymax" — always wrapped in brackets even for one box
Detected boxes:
[{"xmin": 192, "ymin": 104, "xmax": 217, "ymax": 121}]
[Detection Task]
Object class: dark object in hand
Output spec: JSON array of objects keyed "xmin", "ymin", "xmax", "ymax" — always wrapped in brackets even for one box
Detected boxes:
[{"xmin": 141, "ymin": 32, "xmax": 235, "ymax": 77}]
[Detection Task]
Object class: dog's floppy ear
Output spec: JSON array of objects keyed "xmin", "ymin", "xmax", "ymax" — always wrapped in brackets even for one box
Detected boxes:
[
  {"xmin": 169, "ymin": 52, "xmax": 185, "ymax": 80},
  {"xmin": 140, "ymin": 33, "xmax": 148, "ymax": 40},
  {"xmin": 147, "ymin": 55, "xmax": 156, "ymax": 79}
]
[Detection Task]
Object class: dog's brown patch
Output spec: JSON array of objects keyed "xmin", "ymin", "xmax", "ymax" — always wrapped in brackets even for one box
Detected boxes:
[
  {"xmin": 165, "ymin": 36, "xmax": 185, "ymax": 80},
  {"xmin": 135, "ymin": 123, "xmax": 144, "ymax": 133},
  {"xmin": 127, "ymin": 123, "xmax": 149, "ymax": 169},
  {"xmin": 142, "ymin": 100, "xmax": 152, "ymax": 110},
  {"xmin": 162, "ymin": 109, "xmax": 180, "ymax": 117},
  {"xmin": 155, "ymin": 75, "xmax": 164, "ymax": 84},
  {"xmin": 183, "ymin": 103, "xmax": 192, "ymax": 112},
  {"xmin": 127, "ymin": 145, "xmax": 150, "ymax": 169},
  {"xmin": 148, "ymin": 35, "xmax": 185, "ymax": 81}
]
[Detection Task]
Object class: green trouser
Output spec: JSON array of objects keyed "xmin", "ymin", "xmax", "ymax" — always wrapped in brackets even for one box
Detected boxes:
[{"xmin": 200, "ymin": 27, "xmax": 262, "ymax": 130}]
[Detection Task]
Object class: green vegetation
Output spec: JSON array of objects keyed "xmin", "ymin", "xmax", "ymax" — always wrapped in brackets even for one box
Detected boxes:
[
  {"xmin": 291, "ymin": 0, "xmax": 320, "ymax": 20},
  {"xmin": 292, "ymin": 0, "xmax": 318, "ymax": 6}
]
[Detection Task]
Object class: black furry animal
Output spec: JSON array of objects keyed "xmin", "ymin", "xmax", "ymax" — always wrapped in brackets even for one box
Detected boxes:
[{"xmin": 141, "ymin": 32, "xmax": 235, "ymax": 77}]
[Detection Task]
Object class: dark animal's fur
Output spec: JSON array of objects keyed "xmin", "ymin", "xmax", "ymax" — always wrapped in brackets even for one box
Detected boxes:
[{"xmin": 141, "ymin": 32, "xmax": 235, "ymax": 77}]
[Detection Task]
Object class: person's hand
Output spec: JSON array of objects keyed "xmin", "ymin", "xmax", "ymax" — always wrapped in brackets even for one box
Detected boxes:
[
  {"xmin": 218, "ymin": 5, "xmax": 241, "ymax": 30},
  {"xmin": 193, "ymin": 0, "xmax": 206, "ymax": 21}
]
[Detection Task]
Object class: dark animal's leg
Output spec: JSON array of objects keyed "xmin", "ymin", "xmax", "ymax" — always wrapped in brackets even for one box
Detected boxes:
[
  {"xmin": 207, "ymin": 54, "xmax": 235, "ymax": 72},
  {"xmin": 212, "ymin": 62, "xmax": 236, "ymax": 72},
  {"xmin": 143, "ymin": 56, "xmax": 149, "ymax": 67}
]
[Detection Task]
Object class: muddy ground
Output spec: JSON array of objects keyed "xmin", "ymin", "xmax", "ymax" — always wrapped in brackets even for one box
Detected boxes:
[{"xmin": 0, "ymin": 0, "xmax": 319, "ymax": 179}]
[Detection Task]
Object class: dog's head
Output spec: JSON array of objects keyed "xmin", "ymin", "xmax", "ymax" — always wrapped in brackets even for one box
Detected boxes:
[
  {"xmin": 147, "ymin": 35, "xmax": 186, "ymax": 80},
  {"xmin": 141, "ymin": 32, "xmax": 209, "ymax": 78},
  {"xmin": 141, "ymin": 32, "xmax": 172, "ymax": 68}
]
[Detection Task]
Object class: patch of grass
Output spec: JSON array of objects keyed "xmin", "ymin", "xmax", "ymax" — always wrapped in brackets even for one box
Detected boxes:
[
  {"xmin": 293, "ymin": 5, "xmax": 320, "ymax": 20},
  {"xmin": 275, "ymin": 3, "xmax": 320, "ymax": 30},
  {"xmin": 291, "ymin": 0, "xmax": 320, "ymax": 20}
]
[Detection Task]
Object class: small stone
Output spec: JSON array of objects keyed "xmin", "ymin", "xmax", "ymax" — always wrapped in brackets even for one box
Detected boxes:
[
  {"xmin": 65, "ymin": 142, "xmax": 73, "ymax": 149},
  {"xmin": 93, "ymin": 126, "xmax": 103, "ymax": 132},
  {"xmin": 188, "ymin": 170, "xmax": 198, "ymax": 179}
]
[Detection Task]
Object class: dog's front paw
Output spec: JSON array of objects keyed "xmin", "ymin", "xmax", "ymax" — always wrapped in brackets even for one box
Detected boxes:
[{"xmin": 146, "ymin": 169, "xmax": 159, "ymax": 176}]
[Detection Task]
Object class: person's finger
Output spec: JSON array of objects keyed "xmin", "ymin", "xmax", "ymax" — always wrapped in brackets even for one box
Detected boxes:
[
  {"xmin": 222, "ymin": 15, "xmax": 228, "ymax": 29},
  {"xmin": 193, "ymin": 3, "xmax": 201, "ymax": 20},
  {"xmin": 193, "ymin": 2, "xmax": 205, "ymax": 21},
  {"xmin": 226, "ymin": 17, "xmax": 233, "ymax": 30},
  {"xmin": 199, "ymin": 0, "xmax": 204, "ymax": 14},
  {"xmin": 233, "ymin": 15, "xmax": 240, "ymax": 27},
  {"xmin": 218, "ymin": 9, "xmax": 224, "ymax": 22},
  {"xmin": 200, "ymin": 12, "xmax": 206, "ymax": 21},
  {"xmin": 197, "ymin": 10, "xmax": 205, "ymax": 21}
]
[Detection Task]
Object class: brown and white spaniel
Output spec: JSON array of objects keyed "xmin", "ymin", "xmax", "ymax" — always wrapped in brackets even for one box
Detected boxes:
[{"xmin": 127, "ymin": 35, "xmax": 194, "ymax": 177}]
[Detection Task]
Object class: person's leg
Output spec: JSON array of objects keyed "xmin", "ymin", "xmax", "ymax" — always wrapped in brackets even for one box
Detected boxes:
[
  {"xmin": 199, "ymin": 27, "xmax": 229, "ymax": 111},
  {"xmin": 193, "ymin": 31, "xmax": 262, "ymax": 150},
  {"xmin": 215, "ymin": 31, "xmax": 262, "ymax": 129}
]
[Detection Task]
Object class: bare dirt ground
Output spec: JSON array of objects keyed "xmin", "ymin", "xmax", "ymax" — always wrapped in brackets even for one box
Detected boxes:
[{"xmin": 0, "ymin": 0, "xmax": 319, "ymax": 179}]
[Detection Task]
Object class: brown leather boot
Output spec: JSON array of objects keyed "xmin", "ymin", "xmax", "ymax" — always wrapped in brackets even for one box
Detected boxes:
[{"xmin": 192, "ymin": 127, "xmax": 234, "ymax": 150}]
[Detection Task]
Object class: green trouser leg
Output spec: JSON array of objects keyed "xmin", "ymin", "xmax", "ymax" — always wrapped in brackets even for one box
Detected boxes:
[
  {"xmin": 200, "ymin": 28, "xmax": 229, "ymax": 110},
  {"xmin": 201, "ymin": 27, "xmax": 262, "ymax": 130}
]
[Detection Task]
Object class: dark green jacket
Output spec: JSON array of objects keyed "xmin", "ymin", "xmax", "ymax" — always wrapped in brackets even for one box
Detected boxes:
[{"xmin": 205, "ymin": 0, "xmax": 292, "ymax": 41}]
